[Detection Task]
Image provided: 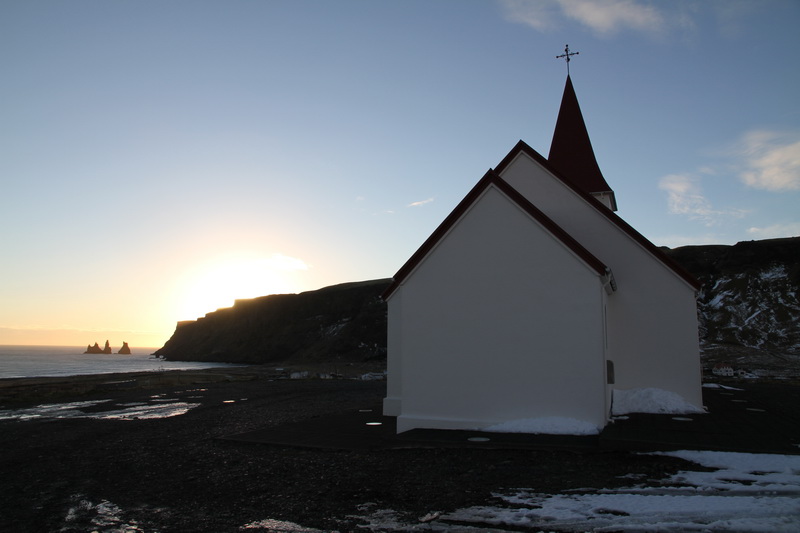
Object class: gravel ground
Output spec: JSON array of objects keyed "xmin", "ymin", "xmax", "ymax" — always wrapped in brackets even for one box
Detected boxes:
[{"xmin": 0, "ymin": 371, "xmax": 716, "ymax": 532}]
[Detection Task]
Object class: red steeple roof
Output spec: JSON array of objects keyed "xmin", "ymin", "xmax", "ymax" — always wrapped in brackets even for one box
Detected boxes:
[{"xmin": 548, "ymin": 75, "xmax": 617, "ymax": 211}]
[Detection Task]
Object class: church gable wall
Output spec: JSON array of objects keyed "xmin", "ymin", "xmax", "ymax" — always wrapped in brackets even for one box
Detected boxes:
[
  {"xmin": 391, "ymin": 186, "xmax": 608, "ymax": 432},
  {"xmin": 498, "ymin": 153, "xmax": 702, "ymax": 407}
]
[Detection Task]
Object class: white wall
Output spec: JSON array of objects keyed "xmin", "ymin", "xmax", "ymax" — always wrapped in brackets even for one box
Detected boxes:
[
  {"xmin": 499, "ymin": 153, "xmax": 703, "ymax": 408},
  {"xmin": 386, "ymin": 186, "xmax": 609, "ymax": 433}
]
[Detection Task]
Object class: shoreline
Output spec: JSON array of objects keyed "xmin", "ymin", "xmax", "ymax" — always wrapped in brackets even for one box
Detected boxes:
[
  {"xmin": 0, "ymin": 367, "xmax": 257, "ymax": 405},
  {"xmin": 0, "ymin": 361, "xmax": 387, "ymax": 405}
]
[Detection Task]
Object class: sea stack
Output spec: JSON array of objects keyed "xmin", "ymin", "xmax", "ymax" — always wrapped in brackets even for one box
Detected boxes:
[
  {"xmin": 85, "ymin": 342, "xmax": 103, "ymax": 354},
  {"xmin": 102, "ymin": 340, "xmax": 112, "ymax": 354},
  {"xmin": 118, "ymin": 342, "xmax": 131, "ymax": 355}
]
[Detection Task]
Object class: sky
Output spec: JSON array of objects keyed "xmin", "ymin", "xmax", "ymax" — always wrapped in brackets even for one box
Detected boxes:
[{"xmin": 1, "ymin": 0, "xmax": 799, "ymax": 348}]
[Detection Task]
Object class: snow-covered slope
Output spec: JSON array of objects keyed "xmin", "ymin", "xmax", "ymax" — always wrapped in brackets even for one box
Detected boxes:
[
  {"xmin": 665, "ymin": 237, "xmax": 800, "ymax": 355},
  {"xmin": 699, "ymin": 263, "xmax": 800, "ymax": 352}
]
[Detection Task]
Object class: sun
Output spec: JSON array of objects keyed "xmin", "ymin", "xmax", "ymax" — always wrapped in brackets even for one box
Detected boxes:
[{"xmin": 176, "ymin": 253, "xmax": 309, "ymax": 320}]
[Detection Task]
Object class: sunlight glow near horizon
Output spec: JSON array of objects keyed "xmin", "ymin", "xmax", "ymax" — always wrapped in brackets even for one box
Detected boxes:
[
  {"xmin": 175, "ymin": 253, "xmax": 310, "ymax": 321},
  {"xmin": 1, "ymin": 0, "xmax": 798, "ymax": 347}
]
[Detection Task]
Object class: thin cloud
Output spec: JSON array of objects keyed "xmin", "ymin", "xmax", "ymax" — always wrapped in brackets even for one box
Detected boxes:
[
  {"xmin": 746, "ymin": 222, "xmax": 800, "ymax": 240},
  {"xmin": 658, "ymin": 173, "xmax": 747, "ymax": 227},
  {"xmin": 736, "ymin": 130, "xmax": 800, "ymax": 192},
  {"xmin": 263, "ymin": 254, "xmax": 309, "ymax": 271},
  {"xmin": 658, "ymin": 174, "xmax": 712, "ymax": 217},
  {"xmin": 652, "ymin": 233, "xmax": 724, "ymax": 249},
  {"xmin": 498, "ymin": 0, "xmax": 559, "ymax": 31},
  {"xmin": 407, "ymin": 197, "xmax": 434, "ymax": 208},
  {"xmin": 499, "ymin": 0, "xmax": 665, "ymax": 36},
  {"xmin": 560, "ymin": 0, "xmax": 664, "ymax": 35}
]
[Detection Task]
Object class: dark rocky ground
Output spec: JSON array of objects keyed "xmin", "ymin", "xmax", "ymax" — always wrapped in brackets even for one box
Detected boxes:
[{"xmin": 0, "ymin": 369, "xmax": 740, "ymax": 533}]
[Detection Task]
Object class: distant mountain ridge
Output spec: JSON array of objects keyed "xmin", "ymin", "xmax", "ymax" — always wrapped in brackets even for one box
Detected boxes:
[{"xmin": 156, "ymin": 237, "xmax": 800, "ymax": 371}]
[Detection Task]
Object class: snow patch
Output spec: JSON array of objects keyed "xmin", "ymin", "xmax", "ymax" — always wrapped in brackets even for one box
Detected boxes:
[
  {"xmin": 62, "ymin": 494, "xmax": 148, "ymax": 532},
  {"xmin": 703, "ymin": 383, "xmax": 744, "ymax": 390},
  {"xmin": 447, "ymin": 491, "xmax": 800, "ymax": 532},
  {"xmin": 760, "ymin": 265, "xmax": 787, "ymax": 281},
  {"xmin": 482, "ymin": 416, "xmax": 600, "ymax": 435},
  {"xmin": 612, "ymin": 388, "xmax": 705, "ymax": 416},
  {"xmin": 240, "ymin": 518, "xmax": 323, "ymax": 531},
  {"xmin": 0, "ymin": 400, "xmax": 199, "ymax": 421},
  {"xmin": 708, "ymin": 289, "xmax": 734, "ymax": 309},
  {"xmin": 655, "ymin": 450, "xmax": 800, "ymax": 493},
  {"xmin": 322, "ymin": 318, "xmax": 350, "ymax": 337},
  {"xmin": 439, "ymin": 450, "xmax": 800, "ymax": 532},
  {"xmin": 744, "ymin": 309, "xmax": 764, "ymax": 325}
]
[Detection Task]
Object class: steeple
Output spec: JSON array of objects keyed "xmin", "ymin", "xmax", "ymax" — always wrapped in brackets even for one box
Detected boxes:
[{"xmin": 548, "ymin": 75, "xmax": 617, "ymax": 211}]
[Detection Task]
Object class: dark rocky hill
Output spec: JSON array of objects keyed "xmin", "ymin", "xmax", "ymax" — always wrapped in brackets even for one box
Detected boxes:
[
  {"xmin": 155, "ymin": 279, "xmax": 391, "ymax": 364},
  {"xmin": 663, "ymin": 237, "xmax": 800, "ymax": 377},
  {"xmin": 663, "ymin": 237, "xmax": 800, "ymax": 353},
  {"xmin": 156, "ymin": 238, "xmax": 800, "ymax": 374}
]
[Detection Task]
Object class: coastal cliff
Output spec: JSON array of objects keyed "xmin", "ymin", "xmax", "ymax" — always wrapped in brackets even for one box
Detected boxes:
[
  {"xmin": 155, "ymin": 279, "xmax": 390, "ymax": 364},
  {"xmin": 156, "ymin": 237, "xmax": 800, "ymax": 368}
]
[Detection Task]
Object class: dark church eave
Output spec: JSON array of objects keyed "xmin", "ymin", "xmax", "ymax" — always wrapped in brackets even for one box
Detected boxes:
[
  {"xmin": 382, "ymin": 169, "xmax": 610, "ymax": 301},
  {"xmin": 548, "ymin": 75, "xmax": 616, "ymax": 210}
]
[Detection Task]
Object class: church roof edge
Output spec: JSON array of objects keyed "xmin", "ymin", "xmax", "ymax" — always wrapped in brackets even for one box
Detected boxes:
[
  {"xmin": 382, "ymin": 169, "xmax": 609, "ymax": 301},
  {"xmin": 494, "ymin": 140, "xmax": 700, "ymax": 291}
]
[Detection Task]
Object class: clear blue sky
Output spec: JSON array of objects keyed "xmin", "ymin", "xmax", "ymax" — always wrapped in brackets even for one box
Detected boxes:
[{"xmin": 1, "ymin": 0, "xmax": 798, "ymax": 347}]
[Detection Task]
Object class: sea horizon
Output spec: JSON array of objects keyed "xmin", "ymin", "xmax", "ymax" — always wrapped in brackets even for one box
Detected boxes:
[{"xmin": 0, "ymin": 344, "xmax": 242, "ymax": 380}]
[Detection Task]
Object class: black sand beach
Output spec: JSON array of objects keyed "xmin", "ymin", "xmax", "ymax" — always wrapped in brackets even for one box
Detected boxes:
[{"xmin": 1, "ymin": 368, "xmax": 798, "ymax": 532}]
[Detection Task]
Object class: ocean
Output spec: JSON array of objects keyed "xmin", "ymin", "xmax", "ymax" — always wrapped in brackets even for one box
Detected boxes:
[{"xmin": 0, "ymin": 345, "xmax": 243, "ymax": 379}]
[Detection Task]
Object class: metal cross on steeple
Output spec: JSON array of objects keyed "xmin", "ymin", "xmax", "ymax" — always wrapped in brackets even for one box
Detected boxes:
[{"xmin": 556, "ymin": 44, "xmax": 579, "ymax": 75}]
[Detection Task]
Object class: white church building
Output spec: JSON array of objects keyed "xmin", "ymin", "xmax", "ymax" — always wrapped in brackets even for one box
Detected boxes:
[{"xmin": 382, "ymin": 76, "xmax": 703, "ymax": 434}]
